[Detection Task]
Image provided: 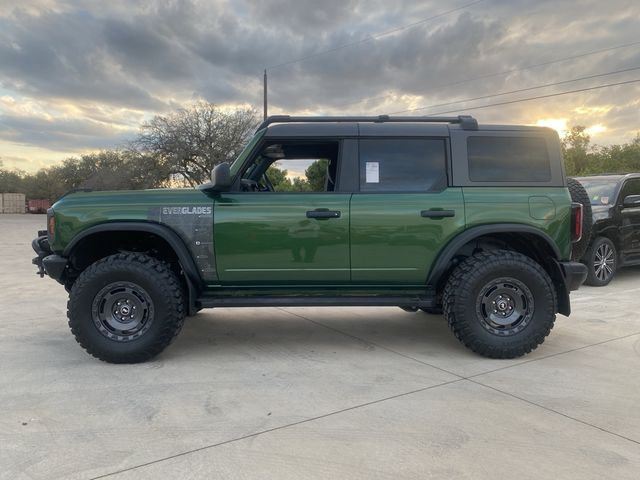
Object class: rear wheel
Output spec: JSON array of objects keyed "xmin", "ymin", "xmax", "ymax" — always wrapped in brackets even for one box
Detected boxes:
[
  {"xmin": 584, "ymin": 237, "xmax": 617, "ymax": 286},
  {"xmin": 68, "ymin": 253, "xmax": 186, "ymax": 363},
  {"xmin": 443, "ymin": 250, "xmax": 556, "ymax": 359}
]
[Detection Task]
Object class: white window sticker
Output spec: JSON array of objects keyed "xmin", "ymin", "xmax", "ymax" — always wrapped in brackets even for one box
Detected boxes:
[{"xmin": 365, "ymin": 161, "xmax": 379, "ymax": 183}]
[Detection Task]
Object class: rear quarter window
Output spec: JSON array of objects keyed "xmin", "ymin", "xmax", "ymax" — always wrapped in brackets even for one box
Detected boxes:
[{"xmin": 467, "ymin": 136, "xmax": 551, "ymax": 182}]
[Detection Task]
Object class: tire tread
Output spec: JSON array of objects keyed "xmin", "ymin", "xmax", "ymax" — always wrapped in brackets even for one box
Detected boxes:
[
  {"xmin": 568, "ymin": 177, "xmax": 593, "ymax": 261},
  {"xmin": 67, "ymin": 253, "xmax": 185, "ymax": 363},
  {"xmin": 443, "ymin": 249, "xmax": 556, "ymax": 359}
]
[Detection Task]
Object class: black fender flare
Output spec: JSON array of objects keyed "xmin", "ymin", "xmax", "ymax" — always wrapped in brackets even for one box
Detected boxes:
[
  {"xmin": 426, "ymin": 224, "xmax": 569, "ymax": 315},
  {"xmin": 63, "ymin": 222, "xmax": 202, "ymax": 315},
  {"xmin": 590, "ymin": 224, "xmax": 620, "ymax": 248}
]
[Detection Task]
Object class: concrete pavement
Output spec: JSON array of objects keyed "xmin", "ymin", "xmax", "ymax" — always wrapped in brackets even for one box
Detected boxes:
[{"xmin": 1, "ymin": 214, "xmax": 639, "ymax": 479}]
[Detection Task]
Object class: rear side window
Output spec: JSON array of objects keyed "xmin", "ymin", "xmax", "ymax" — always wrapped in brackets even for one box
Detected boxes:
[
  {"xmin": 467, "ymin": 136, "xmax": 551, "ymax": 182},
  {"xmin": 359, "ymin": 139, "xmax": 447, "ymax": 192}
]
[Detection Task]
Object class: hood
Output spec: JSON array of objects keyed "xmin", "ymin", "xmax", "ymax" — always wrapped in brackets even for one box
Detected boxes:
[
  {"xmin": 52, "ymin": 188, "xmax": 206, "ymax": 209},
  {"xmin": 591, "ymin": 204, "xmax": 613, "ymax": 222}
]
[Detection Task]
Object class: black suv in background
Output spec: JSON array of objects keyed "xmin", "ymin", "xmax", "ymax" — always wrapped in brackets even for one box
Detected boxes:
[{"xmin": 574, "ymin": 174, "xmax": 640, "ymax": 285}]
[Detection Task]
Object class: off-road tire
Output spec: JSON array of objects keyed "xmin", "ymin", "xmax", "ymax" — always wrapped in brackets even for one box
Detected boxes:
[
  {"xmin": 568, "ymin": 177, "xmax": 593, "ymax": 261},
  {"xmin": 584, "ymin": 236, "xmax": 617, "ymax": 286},
  {"xmin": 443, "ymin": 250, "xmax": 556, "ymax": 359},
  {"xmin": 68, "ymin": 253, "xmax": 186, "ymax": 363}
]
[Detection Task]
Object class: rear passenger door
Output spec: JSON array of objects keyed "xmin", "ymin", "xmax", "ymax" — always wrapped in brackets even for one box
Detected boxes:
[{"xmin": 350, "ymin": 134, "xmax": 465, "ymax": 285}]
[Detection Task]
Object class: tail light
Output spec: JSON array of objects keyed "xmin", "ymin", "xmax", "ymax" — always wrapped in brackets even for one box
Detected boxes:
[
  {"xmin": 47, "ymin": 208, "xmax": 56, "ymax": 241},
  {"xmin": 571, "ymin": 202, "xmax": 583, "ymax": 243}
]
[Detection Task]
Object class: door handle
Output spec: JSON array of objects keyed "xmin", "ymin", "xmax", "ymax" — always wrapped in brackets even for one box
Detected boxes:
[
  {"xmin": 421, "ymin": 209, "xmax": 455, "ymax": 219},
  {"xmin": 306, "ymin": 209, "xmax": 341, "ymax": 219}
]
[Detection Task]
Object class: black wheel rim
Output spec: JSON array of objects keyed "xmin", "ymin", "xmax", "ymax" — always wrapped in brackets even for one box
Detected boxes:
[
  {"xmin": 91, "ymin": 282, "xmax": 154, "ymax": 342},
  {"xmin": 476, "ymin": 277, "xmax": 534, "ymax": 336},
  {"xmin": 594, "ymin": 242, "xmax": 615, "ymax": 282}
]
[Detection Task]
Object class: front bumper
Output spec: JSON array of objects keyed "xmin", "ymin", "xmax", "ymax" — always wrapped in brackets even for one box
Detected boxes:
[
  {"xmin": 32, "ymin": 234, "xmax": 68, "ymax": 284},
  {"xmin": 559, "ymin": 261, "xmax": 588, "ymax": 292}
]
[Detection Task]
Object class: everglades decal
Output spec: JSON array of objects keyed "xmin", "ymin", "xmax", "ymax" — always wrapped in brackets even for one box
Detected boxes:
[
  {"xmin": 161, "ymin": 206, "xmax": 212, "ymax": 215},
  {"xmin": 148, "ymin": 205, "xmax": 216, "ymax": 282}
]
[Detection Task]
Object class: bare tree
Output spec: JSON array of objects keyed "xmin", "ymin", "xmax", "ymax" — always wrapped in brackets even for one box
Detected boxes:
[{"xmin": 135, "ymin": 102, "xmax": 258, "ymax": 186}]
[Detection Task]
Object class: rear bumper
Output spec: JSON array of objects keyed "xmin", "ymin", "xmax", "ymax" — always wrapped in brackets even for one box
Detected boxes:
[
  {"xmin": 559, "ymin": 261, "xmax": 588, "ymax": 292},
  {"xmin": 32, "ymin": 235, "xmax": 68, "ymax": 284}
]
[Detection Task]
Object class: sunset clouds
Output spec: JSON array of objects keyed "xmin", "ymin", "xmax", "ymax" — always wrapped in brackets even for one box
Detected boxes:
[{"xmin": 1, "ymin": 0, "xmax": 639, "ymax": 170}]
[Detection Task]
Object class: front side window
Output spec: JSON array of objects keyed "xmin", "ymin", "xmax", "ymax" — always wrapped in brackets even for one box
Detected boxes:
[
  {"xmin": 268, "ymin": 158, "xmax": 330, "ymax": 192},
  {"xmin": 239, "ymin": 141, "xmax": 339, "ymax": 192},
  {"xmin": 467, "ymin": 136, "xmax": 551, "ymax": 182},
  {"xmin": 358, "ymin": 139, "xmax": 447, "ymax": 192}
]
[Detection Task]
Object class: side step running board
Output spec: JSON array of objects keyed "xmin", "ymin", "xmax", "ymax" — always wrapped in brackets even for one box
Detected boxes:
[{"xmin": 197, "ymin": 296, "xmax": 436, "ymax": 308}]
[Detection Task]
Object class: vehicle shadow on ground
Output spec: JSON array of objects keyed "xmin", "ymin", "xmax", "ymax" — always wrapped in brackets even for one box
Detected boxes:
[
  {"xmin": 579, "ymin": 264, "xmax": 640, "ymax": 291},
  {"xmin": 164, "ymin": 308, "xmax": 468, "ymax": 361},
  {"xmin": 614, "ymin": 264, "xmax": 640, "ymax": 280}
]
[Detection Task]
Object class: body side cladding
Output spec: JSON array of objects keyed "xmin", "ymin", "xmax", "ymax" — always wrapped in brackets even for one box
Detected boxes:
[
  {"xmin": 426, "ymin": 224, "xmax": 572, "ymax": 316},
  {"xmin": 63, "ymin": 222, "xmax": 202, "ymax": 315}
]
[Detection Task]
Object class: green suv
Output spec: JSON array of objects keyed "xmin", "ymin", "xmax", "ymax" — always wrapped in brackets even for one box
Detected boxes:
[{"xmin": 32, "ymin": 115, "xmax": 587, "ymax": 363}]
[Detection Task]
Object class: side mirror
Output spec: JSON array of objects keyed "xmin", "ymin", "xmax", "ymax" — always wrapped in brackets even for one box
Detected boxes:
[
  {"xmin": 210, "ymin": 162, "xmax": 232, "ymax": 191},
  {"xmin": 623, "ymin": 194, "xmax": 640, "ymax": 208}
]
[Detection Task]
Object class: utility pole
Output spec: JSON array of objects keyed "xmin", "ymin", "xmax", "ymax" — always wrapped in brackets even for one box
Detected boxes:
[{"xmin": 263, "ymin": 69, "xmax": 268, "ymax": 120}]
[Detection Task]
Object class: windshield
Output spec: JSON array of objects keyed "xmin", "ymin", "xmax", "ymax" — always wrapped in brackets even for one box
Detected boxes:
[
  {"xmin": 230, "ymin": 129, "xmax": 265, "ymax": 177},
  {"xmin": 578, "ymin": 178, "xmax": 620, "ymax": 206}
]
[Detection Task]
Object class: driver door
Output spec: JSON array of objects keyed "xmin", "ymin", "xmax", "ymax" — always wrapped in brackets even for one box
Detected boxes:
[{"xmin": 214, "ymin": 138, "xmax": 353, "ymax": 285}]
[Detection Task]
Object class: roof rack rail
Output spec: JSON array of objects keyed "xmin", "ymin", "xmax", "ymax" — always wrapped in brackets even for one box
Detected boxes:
[{"xmin": 256, "ymin": 114, "xmax": 478, "ymax": 132}]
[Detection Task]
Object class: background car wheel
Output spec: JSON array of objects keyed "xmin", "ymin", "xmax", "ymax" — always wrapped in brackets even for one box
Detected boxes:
[
  {"xmin": 443, "ymin": 250, "xmax": 556, "ymax": 359},
  {"xmin": 68, "ymin": 253, "xmax": 186, "ymax": 363},
  {"xmin": 568, "ymin": 177, "xmax": 593, "ymax": 261},
  {"xmin": 584, "ymin": 237, "xmax": 617, "ymax": 286}
]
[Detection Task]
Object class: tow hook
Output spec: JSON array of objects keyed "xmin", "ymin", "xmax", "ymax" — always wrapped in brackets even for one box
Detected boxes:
[
  {"xmin": 32, "ymin": 235, "xmax": 51, "ymax": 278},
  {"xmin": 32, "ymin": 257, "xmax": 46, "ymax": 278}
]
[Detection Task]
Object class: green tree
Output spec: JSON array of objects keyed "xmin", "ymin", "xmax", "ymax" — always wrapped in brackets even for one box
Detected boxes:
[
  {"xmin": 22, "ymin": 168, "xmax": 65, "ymax": 201},
  {"xmin": 590, "ymin": 136, "xmax": 640, "ymax": 174},
  {"xmin": 2, "ymin": 150, "xmax": 172, "ymax": 202},
  {"xmin": 266, "ymin": 165, "xmax": 312, "ymax": 192},
  {"xmin": 0, "ymin": 160, "xmax": 25, "ymax": 193},
  {"xmin": 291, "ymin": 177, "xmax": 311, "ymax": 192},
  {"xmin": 305, "ymin": 159, "xmax": 328, "ymax": 191},
  {"xmin": 135, "ymin": 102, "xmax": 258, "ymax": 186},
  {"xmin": 562, "ymin": 126, "xmax": 592, "ymax": 175},
  {"xmin": 266, "ymin": 165, "xmax": 290, "ymax": 191},
  {"xmin": 1, "ymin": 103, "xmax": 259, "ymax": 199}
]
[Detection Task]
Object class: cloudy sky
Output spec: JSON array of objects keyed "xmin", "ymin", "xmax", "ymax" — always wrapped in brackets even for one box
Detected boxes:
[{"xmin": 1, "ymin": 0, "xmax": 639, "ymax": 171}]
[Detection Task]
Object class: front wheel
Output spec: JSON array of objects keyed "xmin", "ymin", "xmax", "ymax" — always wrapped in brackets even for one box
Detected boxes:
[
  {"xmin": 443, "ymin": 250, "xmax": 557, "ymax": 359},
  {"xmin": 68, "ymin": 253, "xmax": 186, "ymax": 363},
  {"xmin": 584, "ymin": 237, "xmax": 617, "ymax": 286}
]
